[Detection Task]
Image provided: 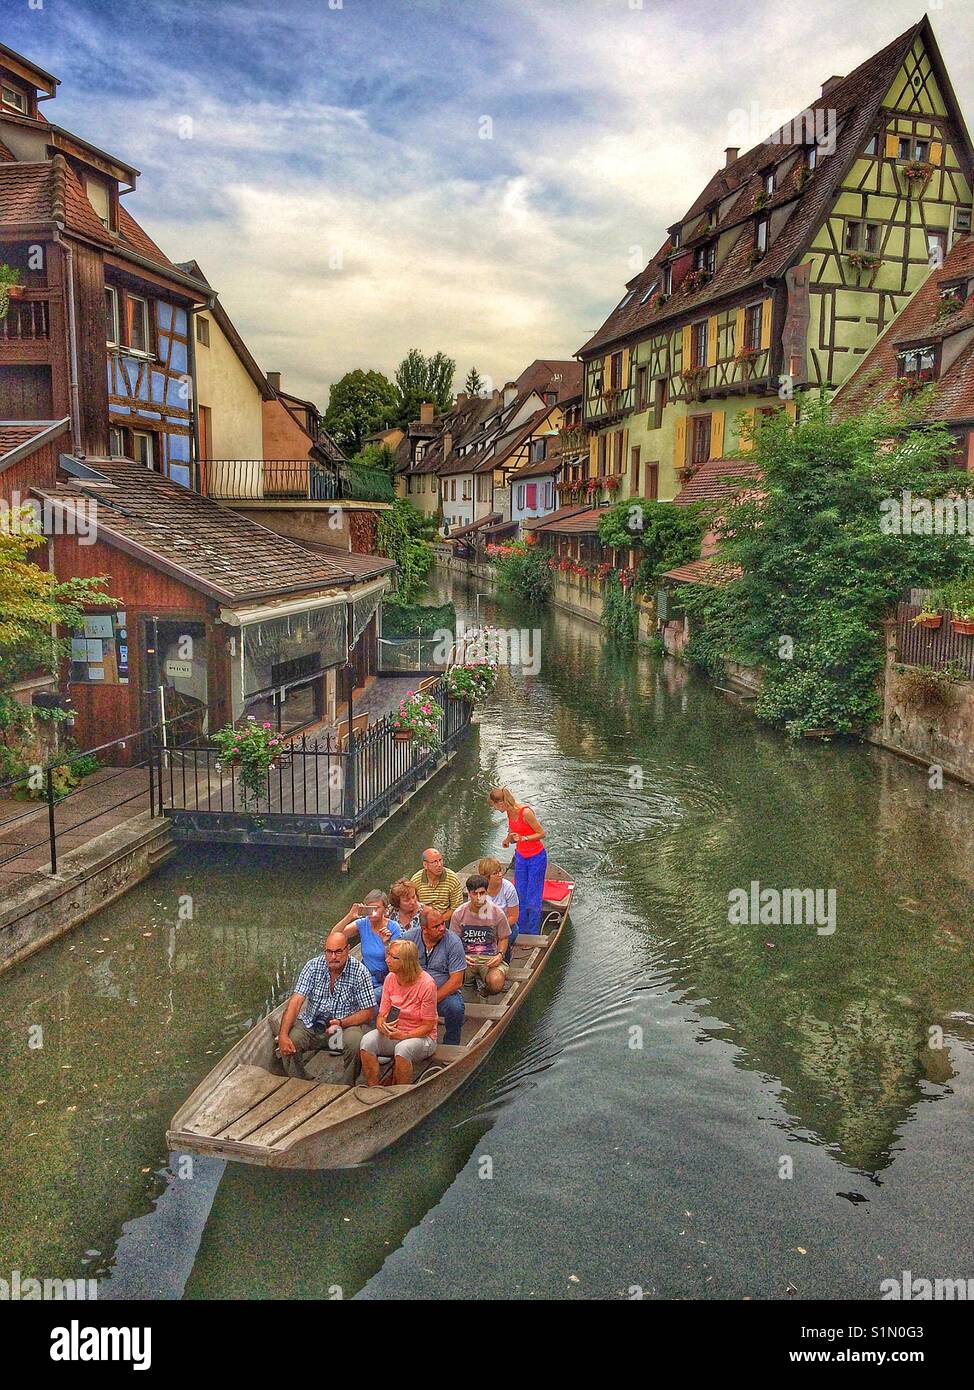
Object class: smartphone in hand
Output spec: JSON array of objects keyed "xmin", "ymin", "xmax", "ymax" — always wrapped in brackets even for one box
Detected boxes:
[{"xmin": 385, "ymin": 1006, "xmax": 401, "ymax": 1025}]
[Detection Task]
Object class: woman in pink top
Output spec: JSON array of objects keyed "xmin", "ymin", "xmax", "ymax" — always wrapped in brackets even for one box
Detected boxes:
[{"xmin": 359, "ymin": 939, "xmax": 439, "ymax": 1086}]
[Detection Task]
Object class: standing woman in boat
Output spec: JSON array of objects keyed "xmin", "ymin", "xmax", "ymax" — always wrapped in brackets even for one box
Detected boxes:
[{"xmin": 488, "ymin": 787, "xmax": 547, "ymax": 935}]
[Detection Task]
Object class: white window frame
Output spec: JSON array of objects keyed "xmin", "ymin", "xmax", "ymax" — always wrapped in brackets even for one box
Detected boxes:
[
  {"xmin": 756, "ymin": 218, "xmax": 769, "ymax": 255},
  {"xmin": 1, "ymin": 84, "xmax": 26, "ymax": 114},
  {"xmin": 128, "ymin": 295, "xmax": 150, "ymax": 357},
  {"xmin": 105, "ymin": 286, "xmax": 120, "ymax": 347},
  {"xmin": 133, "ymin": 431, "xmax": 155, "ymax": 469}
]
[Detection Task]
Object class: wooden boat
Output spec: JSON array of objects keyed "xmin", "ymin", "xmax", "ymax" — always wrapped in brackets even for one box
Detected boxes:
[{"xmin": 167, "ymin": 863, "xmax": 574, "ymax": 1169}]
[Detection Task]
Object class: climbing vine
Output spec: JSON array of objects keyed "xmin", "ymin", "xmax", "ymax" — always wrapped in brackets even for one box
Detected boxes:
[{"xmin": 376, "ymin": 499, "xmax": 435, "ymax": 604}]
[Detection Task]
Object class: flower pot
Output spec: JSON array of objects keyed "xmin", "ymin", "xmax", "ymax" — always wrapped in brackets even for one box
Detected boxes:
[
  {"xmin": 950, "ymin": 618, "xmax": 974, "ymax": 636},
  {"xmin": 393, "ymin": 729, "xmax": 414, "ymax": 742},
  {"xmin": 916, "ymin": 614, "xmax": 943, "ymax": 630},
  {"xmin": 7, "ymin": 284, "xmax": 26, "ymax": 301}
]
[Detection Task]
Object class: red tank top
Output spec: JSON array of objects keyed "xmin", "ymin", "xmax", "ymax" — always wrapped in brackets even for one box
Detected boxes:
[{"xmin": 509, "ymin": 804, "xmax": 543, "ymax": 857}]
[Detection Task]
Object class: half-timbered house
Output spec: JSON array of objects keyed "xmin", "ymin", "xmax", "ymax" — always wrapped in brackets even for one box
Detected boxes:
[{"xmin": 576, "ymin": 17, "xmax": 974, "ymax": 505}]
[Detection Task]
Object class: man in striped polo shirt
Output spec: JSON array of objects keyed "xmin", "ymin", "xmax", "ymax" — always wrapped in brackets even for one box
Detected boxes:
[{"xmin": 411, "ymin": 848, "xmax": 463, "ymax": 929}]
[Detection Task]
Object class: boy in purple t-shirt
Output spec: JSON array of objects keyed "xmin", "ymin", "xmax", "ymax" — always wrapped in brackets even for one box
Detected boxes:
[{"xmin": 451, "ymin": 874, "xmax": 510, "ymax": 996}]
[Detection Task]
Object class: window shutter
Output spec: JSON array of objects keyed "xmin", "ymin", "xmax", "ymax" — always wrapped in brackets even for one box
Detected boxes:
[
  {"xmin": 589, "ymin": 431, "xmax": 598, "ymax": 477},
  {"xmin": 734, "ymin": 306, "xmax": 745, "ymax": 352},
  {"xmin": 929, "ymin": 140, "xmax": 943, "ymax": 166},
  {"xmin": 760, "ymin": 298, "xmax": 772, "ymax": 350},
  {"xmin": 674, "ymin": 416, "xmax": 687, "ymax": 470},
  {"xmin": 621, "ymin": 346, "xmax": 631, "ymax": 393},
  {"xmin": 622, "ymin": 427, "xmax": 629, "ymax": 477},
  {"xmin": 707, "ymin": 315, "xmax": 718, "ymax": 367},
  {"xmin": 738, "ymin": 407, "xmax": 755, "ymax": 454},
  {"xmin": 709, "ymin": 411, "xmax": 725, "ymax": 460},
  {"xmin": 681, "ymin": 325, "xmax": 692, "ymax": 368},
  {"xmin": 884, "ymin": 132, "xmax": 900, "ymax": 159}
]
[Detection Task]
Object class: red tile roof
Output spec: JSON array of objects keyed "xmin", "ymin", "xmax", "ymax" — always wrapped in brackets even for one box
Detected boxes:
[
  {"xmin": 521, "ymin": 503, "xmax": 591, "ymax": 531},
  {"xmin": 0, "ymin": 418, "xmax": 70, "ymax": 470},
  {"xmin": 663, "ymin": 559, "xmax": 742, "ymax": 586},
  {"xmin": 578, "ymin": 20, "xmax": 945, "ymax": 358},
  {"xmin": 530, "ymin": 505, "xmax": 606, "ymax": 536},
  {"xmin": 834, "ymin": 235, "xmax": 974, "ymax": 423},
  {"xmin": 673, "ymin": 457, "xmax": 763, "ymax": 505},
  {"xmin": 117, "ymin": 203, "xmax": 175, "ymax": 267}
]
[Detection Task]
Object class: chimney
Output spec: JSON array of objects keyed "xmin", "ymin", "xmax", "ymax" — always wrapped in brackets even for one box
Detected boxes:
[
  {"xmin": 724, "ymin": 146, "xmax": 739, "ymax": 167},
  {"xmin": 821, "ymin": 75, "xmax": 844, "ymax": 97},
  {"xmin": 419, "ymin": 401, "xmax": 434, "ymax": 424},
  {"xmin": 491, "ymin": 388, "xmax": 502, "ymax": 405},
  {"xmin": 455, "ymin": 392, "xmax": 468, "ymax": 407},
  {"xmin": 503, "ymin": 383, "xmax": 517, "ymax": 407},
  {"xmin": 266, "ymin": 370, "xmax": 282, "ymax": 392},
  {"xmin": 442, "ymin": 430, "xmax": 453, "ymax": 458}
]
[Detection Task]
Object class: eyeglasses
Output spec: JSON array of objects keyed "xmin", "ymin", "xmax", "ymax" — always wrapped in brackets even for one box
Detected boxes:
[{"xmin": 325, "ymin": 947, "xmax": 348, "ymax": 955}]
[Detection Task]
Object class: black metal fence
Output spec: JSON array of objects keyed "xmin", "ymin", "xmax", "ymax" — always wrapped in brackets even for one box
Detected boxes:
[
  {"xmin": 200, "ymin": 459, "xmax": 394, "ymax": 503},
  {"xmin": 158, "ymin": 679, "xmax": 473, "ymax": 847}
]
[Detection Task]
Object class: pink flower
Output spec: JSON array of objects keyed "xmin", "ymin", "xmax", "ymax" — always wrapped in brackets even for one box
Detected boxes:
[{"xmin": 262, "ymin": 722, "xmax": 272, "ymax": 730}]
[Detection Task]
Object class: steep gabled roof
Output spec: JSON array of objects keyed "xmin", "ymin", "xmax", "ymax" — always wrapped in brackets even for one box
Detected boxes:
[
  {"xmin": 834, "ymin": 234, "xmax": 974, "ymax": 423},
  {"xmin": 578, "ymin": 19, "xmax": 962, "ymax": 359}
]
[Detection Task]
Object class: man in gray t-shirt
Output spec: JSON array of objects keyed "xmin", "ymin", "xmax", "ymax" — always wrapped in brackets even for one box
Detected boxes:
[{"xmin": 451, "ymin": 875, "xmax": 510, "ymax": 995}]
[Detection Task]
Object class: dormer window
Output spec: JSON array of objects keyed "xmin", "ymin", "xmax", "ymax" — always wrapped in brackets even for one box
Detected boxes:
[
  {"xmin": 619, "ymin": 290, "xmax": 635, "ymax": 310},
  {"xmin": 806, "ymin": 144, "xmax": 818, "ymax": 172},
  {"xmin": 695, "ymin": 242, "xmax": 716, "ymax": 274},
  {"xmin": 84, "ymin": 174, "xmax": 116, "ymax": 232},
  {"xmin": 897, "ymin": 345, "xmax": 936, "ymax": 378},
  {"xmin": 756, "ymin": 218, "xmax": 769, "ymax": 255},
  {"xmin": 1, "ymin": 83, "xmax": 27, "ymax": 114},
  {"xmin": 661, "ymin": 264, "xmax": 672, "ymax": 295},
  {"xmin": 671, "ymin": 229, "xmax": 681, "ymax": 250},
  {"xmin": 639, "ymin": 280, "xmax": 658, "ymax": 306},
  {"xmin": 764, "ymin": 170, "xmax": 775, "ymax": 197}
]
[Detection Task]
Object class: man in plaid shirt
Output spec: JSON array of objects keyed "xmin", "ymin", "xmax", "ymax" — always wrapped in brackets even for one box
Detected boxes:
[{"xmin": 278, "ymin": 931, "xmax": 376, "ymax": 1085}]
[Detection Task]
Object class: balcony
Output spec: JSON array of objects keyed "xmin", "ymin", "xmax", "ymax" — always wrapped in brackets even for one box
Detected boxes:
[
  {"xmin": 0, "ymin": 289, "xmax": 51, "ymax": 362},
  {"xmin": 199, "ymin": 459, "xmax": 395, "ymax": 504}
]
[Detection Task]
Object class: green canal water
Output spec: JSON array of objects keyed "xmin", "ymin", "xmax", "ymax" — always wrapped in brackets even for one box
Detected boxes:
[{"xmin": 2, "ymin": 576, "xmax": 974, "ymax": 1300}]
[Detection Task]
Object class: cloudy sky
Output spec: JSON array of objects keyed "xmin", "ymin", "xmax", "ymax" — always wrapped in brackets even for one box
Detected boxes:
[{"xmin": 6, "ymin": 0, "xmax": 974, "ymax": 406}]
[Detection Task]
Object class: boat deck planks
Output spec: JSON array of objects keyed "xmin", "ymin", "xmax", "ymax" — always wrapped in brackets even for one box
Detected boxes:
[
  {"xmin": 218, "ymin": 1077, "xmax": 318, "ymax": 1141},
  {"xmin": 187, "ymin": 1065, "xmax": 288, "ymax": 1138},
  {"xmin": 244, "ymin": 1083, "xmax": 348, "ymax": 1147}
]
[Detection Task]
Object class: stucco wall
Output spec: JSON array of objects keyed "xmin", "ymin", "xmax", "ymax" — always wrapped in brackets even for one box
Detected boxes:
[
  {"xmin": 195, "ymin": 312, "xmax": 265, "ymax": 459},
  {"xmin": 873, "ymin": 654, "xmax": 974, "ymax": 786}
]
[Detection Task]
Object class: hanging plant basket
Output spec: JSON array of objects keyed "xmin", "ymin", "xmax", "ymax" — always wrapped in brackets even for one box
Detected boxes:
[{"xmin": 393, "ymin": 729, "xmax": 414, "ymax": 742}]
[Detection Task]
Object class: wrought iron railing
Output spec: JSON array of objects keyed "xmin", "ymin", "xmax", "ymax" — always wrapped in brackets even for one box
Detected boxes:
[{"xmin": 200, "ymin": 459, "xmax": 394, "ymax": 503}]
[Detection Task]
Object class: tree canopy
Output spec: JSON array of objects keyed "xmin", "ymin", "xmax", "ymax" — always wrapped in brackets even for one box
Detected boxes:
[
  {"xmin": 323, "ymin": 369, "xmax": 398, "ymax": 453},
  {"xmin": 680, "ymin": 393, "xmax": 974, "ymax": 735},
  {"xmin": 394, "ymin": 349, "xmax": 456, "ymax": 426}
]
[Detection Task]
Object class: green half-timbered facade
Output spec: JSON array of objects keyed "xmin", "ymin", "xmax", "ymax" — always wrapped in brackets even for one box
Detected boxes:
[{"xmin": 576, "ymin": 17, "xmax": 974, "ymax": 506}]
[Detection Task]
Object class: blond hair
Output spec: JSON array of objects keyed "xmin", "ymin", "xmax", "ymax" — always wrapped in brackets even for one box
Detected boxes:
[
  {"xmin": 389, "ymin": 877, "xmax": 416, "ymax": 909},
  {"xmin": 389, "ymin": 937, "xmax": 422, "ymax": 986},
  {"xmin": 478, "ymin": 856, "xmax": 503, "ymax": 878},
  {"xmin": 489, "ymin": 786, "xmax": 518, "ymax": 813}
]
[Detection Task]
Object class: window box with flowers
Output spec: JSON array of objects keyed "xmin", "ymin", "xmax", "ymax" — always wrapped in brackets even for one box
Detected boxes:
[
  {"xmin": 936, "ymin": 293, "xmax": 965, "ymax": 322},
  {"xmin": 846, "ymin": 250, "xmax": 883, "ymax": 275},
  {"xmin": 680, "ymin": 366, "xmax": 707, "ymax": 400},
  {"xmin": 584, "ymin": 477, "xmax": 603, "ymax": 497},
  {"xmin": 603, "ymin": 475, "xmax": 621, "ymax": 493},
  {"xmin": 889, "ymin": 367, "xmax": 935, "ymax": 402},
  {"xmin": 650, "ymin": 292, "xmax": 669, "ymax": 313},
  {"xmin": 912, "ymin": 609, "xmax": 943, "ymax": 630},
  {"xmin": 735, "ymin": 345, "xmax": 762, "ymax": 376},
  {"xmin": 212, "ymin": 718, "xmax": 290, "ymax": 809},
  {"xmin": 683, "ymin": 268, "xmax": 710, "ymax": 295},
  {"xmin": 902, "ymin": 159, "xmax": 934, "ymax": 189},
  {"xmin": 795, "ymin": 165, "xmax": 814, "ymax": 192},
  {"xmin": 391, "ymin": 691, "xmax": 443, "ymax": 748}
]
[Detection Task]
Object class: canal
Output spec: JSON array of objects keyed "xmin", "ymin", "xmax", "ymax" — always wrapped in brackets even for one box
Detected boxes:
[{"xmin": 2, "ymin": 575, "xmax": 973, "ymax": 1300}]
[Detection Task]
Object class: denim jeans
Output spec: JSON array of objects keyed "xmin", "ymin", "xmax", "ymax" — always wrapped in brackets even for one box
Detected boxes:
[{"xmin": 438, "ymin": 989, "xmax": 465, "ymax": 1045}]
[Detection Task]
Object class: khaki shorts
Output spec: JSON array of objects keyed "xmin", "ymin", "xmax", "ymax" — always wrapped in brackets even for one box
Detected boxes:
[{"xmin": 465, "ymin": 957, "xmax": 510, "ymax": 984}]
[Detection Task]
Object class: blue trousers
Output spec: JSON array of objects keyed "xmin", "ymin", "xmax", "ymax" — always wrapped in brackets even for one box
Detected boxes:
[
  {"xmin": 514, "ymin": 848, "xmax": 547, "ymax": 934},
  {"xmin": 439, "ymin": 990, "xmax": 465, "ymax": 1046}
]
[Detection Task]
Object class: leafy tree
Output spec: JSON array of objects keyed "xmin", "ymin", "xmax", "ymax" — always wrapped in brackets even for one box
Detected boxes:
[
  {"xmin": 349, "ymin": 442, "xmax": 397, "ymax": 475},
  {"xmin": 1, "ymin": 513, "xmax": 116, "ymax": 777},
  {"xmin": 394, "ymin": 348, "xmax": 456, "ymax": 426},
  {"xmin": 680, "ymin": 393, "xmax": 974, "ymax": 735},
  {"xmin": 376, "ymin": 498, "xmax": 436, "ymax": 604},
  {"xmin": 323, "ymin": 369, "xmax": 397, "ymax": 453},
  {"xmin": 465, "ymin": 366, "xmax": 485, "ymax": 397},
  {"xmin": 490, "ymin": 540, "xmax": 552, "ymax": 604},
  {"xmin": 597, "ymin": 497, "xmax": 704, "ymax": 587}
]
